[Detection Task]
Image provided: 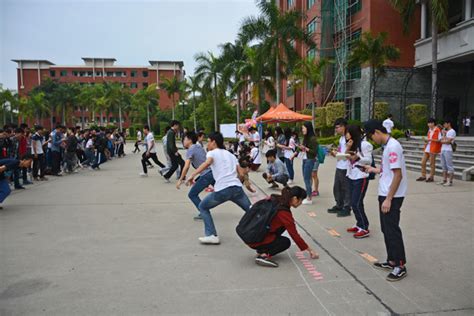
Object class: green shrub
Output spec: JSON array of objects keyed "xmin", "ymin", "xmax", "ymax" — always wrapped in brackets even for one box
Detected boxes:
[
  {"xmin": 391, "ymin": 128, "xmax": 404, "ymax": 139},
  {"xmin": 314, "ymin": 107, "xmax": 327, "ymax": 129},
  {"xmin": 347, "ymin": 119, "xmax": 362, "ymax": 127},
  {"xmin": 317, "ymin": 135, "xmax": 339, "ymax": 146},
  {"xmin": 406, "ymin": 104, "xmax": 428, "ymax": 132},
  {"xmin": 325, "ymin": 102, "xmax": 345, "ymax": 127},
  {"xmin": 374, "ymin": 102, "xmax": 389, "ymax": 120}
]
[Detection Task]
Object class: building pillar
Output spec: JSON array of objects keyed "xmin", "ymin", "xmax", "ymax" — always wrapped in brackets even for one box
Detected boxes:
[
  {"xmin": 465, "ymin": 0, "xmax": 472, "ymax": 21},
  {"xmin": 37, "ymin": 61, "xmax": 41, "ymax": 85},
  {"xmin": 421, "ymin": 0, "xmax": 427, "ymax": 39},
  {"xmin": 19, "ymin": 61, "xmax": 24, "ymax": 89}
]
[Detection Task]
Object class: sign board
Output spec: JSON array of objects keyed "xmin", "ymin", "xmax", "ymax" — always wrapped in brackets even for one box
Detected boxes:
[{"xmin": 219, "ymin": 123, "xmax": 237, "ymax": 138}]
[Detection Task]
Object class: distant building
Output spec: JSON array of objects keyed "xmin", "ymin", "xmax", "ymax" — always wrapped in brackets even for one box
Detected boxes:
[{"xmin": 12, "ymin": 57, "xmax": 185, "ymax": 129}]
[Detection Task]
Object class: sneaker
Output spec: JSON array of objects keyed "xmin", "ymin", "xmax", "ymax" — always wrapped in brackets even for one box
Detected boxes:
[
  {"xmin": 386, "ymin": 266, "xmax": 407, "ymax": 282},
  {"xmin": 193, "ymin": 215, "xmax": 203, "ymax": 221},
  {"xmin": 148, "ymin": 165, "xmax": 154, "ymax": 169},
  {"xmin": 416, "ymin": 176, "xmax": 426, "ymax": 181},
  {"xmin": 373, "ymin": 262, "xmax": 394, "ymax": 271},
  {"xmin": 287, "ymin": 180, "xmax": 294, "ymax": 185},
  {"xmin": 158, "ymin": 169, "xmax": 164, "ymax": 176},
  {"xmin": 255, "ymin": 255, "xmax": 279, "ymax": 268},
  {"xmin": 139, "ymin": 172, "xmax": 148, "ymax": 177},
  {"xmin": 327, "ymin": 206, "xmax": 341, "ymax": 214},
  {"xmin": 425, "ymin": 177, "xmax": 434, "ymax": 183},
  {"xmin": 302, "ymin": 198, "xmax": 313, "ymax": 205},
  {"xmin": 269, "ymin": 183, "xmax": 279, "ymax": 189},
  {"xmin": 337, "ymin": 209, "xmax": 351, "ymax": 217},
  {"xmin": 354, "ymin": 229, "xmax": 370, "ymax": 239},
  {"xmin": 436, "ymin": 181, "xmax": 446, "ymax": 185},
  {"xmin": 443, "ymin": 182, "xmax": 453, "ymax": 187},
  {"xmin": 40, "ymin": 177, "xmax": 48, "ymax": 181},
  {"xmin": 15, "ymin": 186, "xmax": 26, "ymax": 190},
  {"xmin": 23, "ymin": 180, "xmax": 33, "ymax": 185},
  {"xmin": 164, "ymin": 177, "xmax": 171, "ymax": 183},
  {"xmin": 346, "ymin": 227, "xmax": 359, "ymax": 233},
  {"xmin": 198, "ymin": 235, "xmax": 220, "ymax": 245},
  {"xmin": 311, "ymin": 191, "xmax": 319, "ymax": 197}
]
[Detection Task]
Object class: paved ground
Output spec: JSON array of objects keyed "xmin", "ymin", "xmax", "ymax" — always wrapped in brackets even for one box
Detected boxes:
[{"xmin": 0, "ymin": 144, "xmax": 473, "ymax": 315}]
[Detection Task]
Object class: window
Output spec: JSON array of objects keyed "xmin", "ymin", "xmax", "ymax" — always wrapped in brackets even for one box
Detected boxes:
[
  {"xmin": 142, "ymin": 71, "xmax": 149, "ymax": 77},
  {"xmin": 60, "ymin": 70, "xmax": 68, "ymax": 77},
  {"xmin": 49, "ymin": 70, "xmax": 56, "ymax": 77},
  {"xmin": 287, "ymin": 0, "xmax": 294, "ymax": 8},
  {"xmin": 307, "ymin": 18, "xmax": 317, "ymax": 34},
  {"xmin": 87, "ymin": 71, "xmax": 93, "ymax": 77},
  {"xmin": 131, "ymin": 71, "xmax": 137, "ymax": 77},
  {"xmin": 307, "ymin": 48, "xmax": 317, "ymax": 59},
  {"xmin": 95, "ymin": 71, "xmax": 102, "ymax": 77},
  {"xmin": 307, "ymin": 0, "xmax": 315, "ymax": 9},
  {"xmin": 115, "ymin": 71, "xmax": 122, "ymax": 77},
  {"xmin": 348, "ymin": 29, "xmax": 362, "ymax": 79},
  {"xmin": 79, "ymin": 71, "xmax": 86, "ymax": 77},
  {"xmin": 130, "ymin": 82, "xmax": 138, "ymax": 89},
  {"xmin": 353, "ymin": 98, "xmax": 361, "ymax": 121},
  {"xmin": 106, "ymin": 71, "xmax": 113, "ymax": 77},
  {"xmin": 72, "ymin": 71, "xmax": 79, "ymax": 76},
  {"xmin": 287, "ymin": 83, "xmax": 294, "ymax": 97},
  {"xmin": 143, "ymin": 82, "xmax": 148, "ymax": 88},
  {"xmin": 349, "ymin": 0, "xmax": 361, "ymax": 15}
]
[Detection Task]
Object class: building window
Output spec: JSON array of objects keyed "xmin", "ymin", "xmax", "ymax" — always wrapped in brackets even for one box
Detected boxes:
[
  {"xmin": 143, "ymin": 82, "xmax": 149, "ymax": 88},
  {"xmin": 87, "ymin": 71, "xmax": 93, "ymax": 77},
  {"xmin": 95, "ymin": 71, "xmax": 102, "ymax": 77},
  {"xmin": 348, "ymin": 66, "xmax": 361, "ymax": 80},
  {"xmin": 130, "ymin": 82, "xmax": 138, "ymax": 89},
  {"xmin": 287, "ymin": 0, "xmax": 294, "ymax": 8},
  {"xmin": 353, "ymin": 98, "xmax": 361, "ymax": 121},
  {"xmin": 349, "ymin": 0, "xmax": 361, "ymax": 15},
  {"xmin": 287, "ymin": 84, "xmax": 294, "ymax": 97},
  {"xmin": 306, "ymin": 80, "xmax": 314, "ymax": 91},
  {"xmin": 307, "ymin": 0, "xmax": 315, "ymax": 10},
  {"xmin": 79, "ymin": 71, "xmax": 86, "ymax": 77},
  {"xmin": 143, "ymin": 71, "xmax": 149, "ymax": 77},
  {"xmin": 72, "ymin": 71, "xmax": 78, "ymax": 76},
  {"xmin": 307, "ymin": 48, "xmax": 317, "ymax": 59},
  {"xmin": 49, "ymin": 70, "xmax": 56, "ymax": 77},
  {"xmin": 115, "ymin": 71, "xmax": 122, "ymax": 77},
  {"xmin": 131, "ymin": 71, "xmax": 137, "ymax": 77},
  {"xmin": 106, "ymin": 71, "xmax": 113, "ymax": 77},
  {"xmin": 307, "ymin": 18, "xmax": 317, "ymax": 35},
  {"xmin": 60, "ymin": 70, "xmax": 68, "ymax": 77}
]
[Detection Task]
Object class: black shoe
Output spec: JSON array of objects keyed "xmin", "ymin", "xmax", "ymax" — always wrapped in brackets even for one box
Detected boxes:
[
  {"xmin": 255, "ymin": 255, "xmax": 279, "ymax": 268},
  {"xmin": 386, "ymin": 266, "xmax": 407, "ymax": 282},
  {"xmin": 337, "ymin": 209, "xmax": 351, "ymax": 217},
  {"xmin": 23, "ymin": 180, "xmax": 33, "ymax": 185},
  {"xmin": 373, "ymin": 262, "xmax": 394, "ymax": 271},
  {"xmin": 15, "ymin": 186, "xmax": 26, "ymax": 190},
  {"xmin": 327, "ymin": 206, "xmax": 341, "ymax": 214}
]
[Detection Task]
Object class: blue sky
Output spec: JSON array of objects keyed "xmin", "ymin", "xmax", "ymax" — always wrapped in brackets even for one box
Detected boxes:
[{"xmin": 0, "ymin": 0, "xmax": 258, "ymax": 90}]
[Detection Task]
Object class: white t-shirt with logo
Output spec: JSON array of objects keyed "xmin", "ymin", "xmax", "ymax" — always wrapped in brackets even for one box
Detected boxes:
[
  {"xmin": 145, "ymin": 132, "xmax": 156, "ymax": 154},
  {"xmin": 383, "ymin": 118, "xmax": 394, "ymax": 134},
  {"xmin": 336, "ymin": 136, "xmax": 349, "ymax": 170},
  {"xmin": 207, "ymin": 148, "xmax": 242, "ymax": 192},
  {"xmin": 31, "ymin": 133, "xmax": 44, "ymax": 155},
  {"xmin": 441, "ymin": 129, "xmax": 456, "ymax": 152},
  {"xmin": 379, "ymin": 138, "xmax": 407, "ymax": 198},
  {"xmin": 250, "ymin": 132, "xmax": 260, "ymax": 146}
]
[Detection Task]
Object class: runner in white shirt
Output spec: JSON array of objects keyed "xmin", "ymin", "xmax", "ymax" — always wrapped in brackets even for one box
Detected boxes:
[
  {"xmin": 364, "ymin": 119, "xmax": 408, "ymax": 282},
  {"xmin": 187, "ymin": 132, "xmax": 251, "ymax": 245},
  {"xmin": 382, "ymin": 114, "xmax": 394, "ymax": 134},
  {"xmin": 439, "ymin": 119, "xmax": 457, "ymax": 186},
  {"xmin": 139, "ymin": 125, "xmax": 165, "ymax": 177}
]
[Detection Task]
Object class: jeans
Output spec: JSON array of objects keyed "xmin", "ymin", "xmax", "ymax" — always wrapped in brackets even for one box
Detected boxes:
[
  {"xmin": 349, "ymin": 178, "xmax": 369, "ymax": 230},
  {"xmin": 164, "ymin": 153, "xmax": 184, "ymax": 179},
  {"xmin": 51, "ymin": 150, "xmax": 61, "ymax": 175},
  {"xmin": 378, "ymin": 196, "xmax": 406, "ymax": 266},
  {"xmin": 33, "ymin": 154, "xmax": 46, "ymax": 178},
  {"xmin": 284, "ymin": 157, "xmax": 294, "ymax": 180},
  {"xmin": 84, "ymin": 149, "xmax": 95, "ymax": 166},
  {"xmin": 254, "ymin": 236, "xmax": 291, "ymax": 257},
  {"xmin": 440, "ymin": 150, "xmax": 454, "ymax": 173},
  {"xmin": 302, "ymin": 159, "xmax": 315, "ymax": 197},
  {"xmin": 188, "ymin": 171, "xmax": 216, "ymax": 213},
  {"xmin": 0, "ymin": 179, "xmax": 11, "ymax": 203},
  {"xmin": 333, "ymin": 168, "xmax": 351, "ymax": 211},
  {"xmin": 262, "ymin": 173, "xmax": 288, "ymax": 186},
  {"xmin": 198, "ymin": 185, "xmax": 251, "ymax": 236}
]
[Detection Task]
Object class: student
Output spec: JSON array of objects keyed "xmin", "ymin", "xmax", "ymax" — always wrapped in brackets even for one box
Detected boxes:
[
  {"xmin": 249, "ymin": 142, "xmax": 261, "ymax": 171},
  {"xmin": 65, "ymin": 127, "xmax": 78, "ymax": 173},
  {"xmin": 263, "ymin": 128, "xmax": 275, "ymax": 154},
  {"xmin": 262, "ymin": 149, "xmax": 289, "ymax": 188},
  {"xmin": 246, "ymin": 186, "xmax": 319, "ymax": 267},
  {"xmin": 298, "ymin": 122, "xmax": 318, "ymax": 205},
  {"xmin": 163, "ymin": 120, "xmax": 185, "ymax": 182},
  {"xmin": 328, "ymin": 118, "xmax": 351, "ymax": 217},
  {"xmin": 133, "ymin": 129, "xmax": 142, "ymax": 153},
  {"xmin": 275, "ymin": 127, "xmax": 286, "ymax": 163},
  {"xmin": 50, "ymin": 125, "xmax": 64, "ymax": 176},
  {"xmin": 236, "ymin": 130, "xmax": 246, "ymax": 147},
  {"xmin": 345, "ymin": 125, "xmax": 373, "ymax": 238},
  {"xmin": 439, "ymin": 119, "xmax": 456, "ymax": 186},
  {"xmin": 0, "ymin": 155, "xmax": 33, "ymax": 209},
  {"xmin": 312, "ymin": 135, "xmax": 321, "ymax": 197},
  {"xmin": 176, "ymin": 131, "xmax": 215, "ymax": 220},
  {"xmin": 186, "ymin": 132, "xmax": 251, "ymax": 245},
  {"xmin": 31, "ymin": 125, "xmax": 47, "ymax": 181},
  {"xmin": 417, "ymin": 118, "xmax": 441, "ymax": 182},
  {"xmin": 364, "ymin": 119, "xmax": 408, "ymax": 282},
  {"xmin": 197, "ymin": 132, "xmax": 206, "ymax": 148},
  {"xmin": 383, "ymin": 114, "xmax": 394, "ymax": 135},
  {"xmin": 140, "ymin": 125, "xmax": 165, "ymax": 177},
  {"xmin": 247, "ymin": 127, "xmax": 260, "ymax": 146},
  {"xmin": 281, "ymin": 128, "xmax": 295, "ymax": 184}
]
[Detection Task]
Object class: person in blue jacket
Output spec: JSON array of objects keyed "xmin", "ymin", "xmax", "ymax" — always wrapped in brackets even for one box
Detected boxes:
[{"xmin": 0, "ymin": 155, "xmax": 33, "ymax": 209}]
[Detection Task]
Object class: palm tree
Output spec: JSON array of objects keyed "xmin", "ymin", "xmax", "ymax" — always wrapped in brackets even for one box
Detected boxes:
[
  {"xmin": 132, "ymin": 84, "xmax": 159, "ymax": 128},
  {"xmin": 389, "ymin": 0, "xmax": 449, "ymax": 118},
  {"xmin": 159, "ymin": 76, "xmax": 183, "ymax": 120},
  {"xmin": 76, "ymin": 84, "xmax": 95, "ymax": 129},
  {"xmin": 186, "ymin": 76, "xmax": 201, "ymax": 132},
  {"xmin": 239, "ymin": 0, "xmax": 315, "ymax": 104},
  {"xmin": 348, "ymin": 31, "xmax": 400, "ymax": 119},
  {"xmin": 0, "ymin": 87, "xmax": 13, "ymax": 125},
  {"xmin": 292, "ymin": 57, "xmax": 332, "ymax": 125},
  {"xmin": 194, "ymin": 51, "xmax": 223, "ymax": 131}
]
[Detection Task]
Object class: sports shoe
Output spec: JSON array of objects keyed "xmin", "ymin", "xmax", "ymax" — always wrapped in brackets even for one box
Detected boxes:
[
  {"xmin": 346, "ymin": 227, "xmax": 359, "ymax": 233},
  {"xmin": 437, "ymin": 181, "xmax": 446, "ymax": 185},
  {"xmin": 158, "ymin": 169, "xmax": 164, "ymax": 176},
  {"xmin": 148, "ymin": 165, "xmax": 154, "ymax": 169},
  {"xmin": 198, "ymin": 235, "xmax": 220, "ymax": 245},
  {"xmin": 23, "ymin": 180, "xmax": 33, "ymax": 185},
  {"xmin": 164, "ymin": 178, "xmax": 171, "ymax": 183},
  {"xmin": 139, "ymin": 172, "xmax": 148, "ymax": 177},
  {"xmin": 386, "ymin": 266, "xmax": 407, "ymax": 282},
  {"xmin": 443, "ymin": 182, "xmax": 453, "ymax": 187},
  {"xmin": 311, "ymin": 191, "xmax": 319, "ymax": 197},
  {"xmin": 353, "ymin": 229, "xmax": 370, "ymax": 239},
  {"xmin": 302, "ymin": 198, "xmax": 313, "ymax": 205},
  {"xmin": 193, "ymin": 214, "xmax": 203, "ymax": 221},
  {"xmin": 255, "ymin": 254, "xmax": 279, "ymax": 268},
  {"xmin": 287, "ymin": 180, "xmax": 294, "ymax": 185},
  {"xmin": 337, "ymin": 209, "xmax": 351, "ymax": 217},
  {"xmin": 425, "ymin": 177, "xmax": 434, "ymax": 183},
  {"xmin": 327, "ymin": 206, "xmax": 341, "ymax": 214},
  {"xmin": 416, "ymin": 176, "xmax": 426, "ymax": 181},
  {"xmin": 269, "ymin": 183, "xmax": 279, "ymax": 189},
  {"xmin": 373, "ymin": 262, "xmax": 394, "ymax": 271}
]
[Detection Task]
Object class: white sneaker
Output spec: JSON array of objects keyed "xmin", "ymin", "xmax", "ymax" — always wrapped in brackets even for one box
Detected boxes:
[
  {"xmin": 198, "ymin": 235, "xmax": 220, "ymax": 244},
  {"xmin": 287, "ymin": 180, "xmax": 294, "ymax": 185},
  {"xmin": 302, "ymin": 198, "xmax": 313, "ymax": 205},
  {"xmin": 436, "ymin": 181, "xmax": 446, "ymax": 185},
  {"xmin": 443, "ymin": 182, "xmax": 453, "ymax": 187},
  {"xmin": 139, "ymin": 172, "xmax": 148, "ymax": 177},
  {"xmin": 164, "ymin": 178, "xmax": 170, "ymax": 183}
]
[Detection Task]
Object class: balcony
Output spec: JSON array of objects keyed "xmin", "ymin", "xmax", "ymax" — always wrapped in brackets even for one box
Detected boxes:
[{"xmin": 415, "ymin": 19, "xmax": 474, "ymax": 68}]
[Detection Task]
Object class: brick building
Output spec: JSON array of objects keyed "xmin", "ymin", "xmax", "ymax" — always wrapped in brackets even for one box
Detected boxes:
[{"xmin": 12, "ymin": 57, "xmax": 185, "ymax": 129}]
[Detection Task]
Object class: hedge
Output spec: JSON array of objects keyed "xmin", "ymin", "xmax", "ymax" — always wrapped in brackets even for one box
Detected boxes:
[
  {"xmin": 374, "ymin": 102, "xmax": 389, "ymax": 120},
  {"xmin": 314, "ymin": 107, "xmax": 327, "ymax": 129},
  {"xmin": 406, "ymin": 104, "xmax": 428, "ymax": 132},
  {"xmin": 325, "ymin": 102, "xmax": 345, "ymax": 127}
]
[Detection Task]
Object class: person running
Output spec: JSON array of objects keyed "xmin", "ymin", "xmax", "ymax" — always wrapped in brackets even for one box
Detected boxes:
[
  {"xmin": 328, "ymin": 118, "xmax": 351, "ymax": 217},
  {"xmin": 249, "ymin": 142, "xmax": 261, "ymax": 171},
  {"xmin": 262, "ymin": 149, "xmax": 289, "ymax": 189},
  {"xmin": 364, "ymin": 119, "xmax": 408, "ymax": 282},
  {"xmin": 417, "ymin": 118, "xmax": 441, "ymax": 182},
  {"xmin": 245, "ymin": 186, "xmax": 319, "ymax": 267},
  {"xmin": 31, "ymin": 125, "xmax": 47, "ymax": 181},
  {"xmin": 176, "ymin": 131, "xmax": 215, "ymax": 220},
  {"xmin": 345, "ymin": 125, "xmax": 373, "ymax": 239},
  {"xmin": 186, "ymin": 132, "xmax": 251, "ymax": 245},
  {"xmin": 163, "ymin": 120, "xmax": 185, "ymax": 182},
  {"xmin": 133, "ymin": 129, "xmax": 142, "ymax": 153},
  {"xmin": 299, "ymin": 122, "xmax": 318, "ymax": 205},
  {"xmin": 0, "ymin": 155, "xmax": 33, "ymax": 209},
  {"xmin": 140, "ymin": 125, "xmax": 165, "ymax": 177},
  {"xmin": 438, "ymin": 119, "xmax": 456, "ymax": 186}
]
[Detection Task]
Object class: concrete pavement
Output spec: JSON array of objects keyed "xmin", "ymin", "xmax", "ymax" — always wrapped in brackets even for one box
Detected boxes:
[{"xmin": 0, "ymin": 144, "xmax": 473, "ymax": 315}]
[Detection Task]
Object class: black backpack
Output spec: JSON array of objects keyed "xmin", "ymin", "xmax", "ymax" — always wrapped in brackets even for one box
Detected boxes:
[{"xmin": 236, "ymin": 197, "xmax": 280, "ymax": 244}]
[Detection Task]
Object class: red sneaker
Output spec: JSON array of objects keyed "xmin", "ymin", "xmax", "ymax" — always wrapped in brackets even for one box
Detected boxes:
[
  {"xmin": 354, "ymin": 230, "xmax": 370, "ymax": 239},
  {"xmin": 346, "ymin": 227, "xmax": 359, "ymax": 233}
]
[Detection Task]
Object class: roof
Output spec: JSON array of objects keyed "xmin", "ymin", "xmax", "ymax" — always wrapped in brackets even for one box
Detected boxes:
[
  {"xmin": 11, "ymin": 59, "xmax": 55, "ymax": 65},
  {"xmin": 81, "ymin": 57, "xmax": 117, "ymax": 61},
  {"xmin": 149, "ymin": 61, "xmax": 184, "ymax": 67}
]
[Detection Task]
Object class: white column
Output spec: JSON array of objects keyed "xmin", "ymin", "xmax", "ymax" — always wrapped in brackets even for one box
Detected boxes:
[
  {"xmin": 466, "ymin": 0, "xmax": 472, "ymax": 20},
  {"xmin": 37, "ymin": 61, "xmax": 41, "ymax": 84},
  {"xmin": 156, "ymin": 62, "xmax": 159, "ymax": 90},
  {"xmin": 19, "ymin": 61, "xmax": 24, "ymax": 89},
  {"xmin": 421, "ymin": 0, "xmax": 427, "ymax": 39}
]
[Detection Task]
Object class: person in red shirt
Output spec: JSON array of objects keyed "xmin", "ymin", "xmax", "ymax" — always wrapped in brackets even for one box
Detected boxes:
[{"xmin": 247, "ymin": 186, "xmax": 319, "ymax": 267}]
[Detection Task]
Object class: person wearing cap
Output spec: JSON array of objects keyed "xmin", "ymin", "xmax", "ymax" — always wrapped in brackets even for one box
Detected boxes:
[{"xmin": 364, "ymin": 119, "xmax": 408, "ymax": 282}]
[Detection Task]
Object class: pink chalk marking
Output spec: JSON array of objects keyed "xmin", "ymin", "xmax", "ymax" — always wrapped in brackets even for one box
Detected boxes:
[
  {"xmin": 314, "ymin": 276, "xmax": 324, "ymax": 281},
  {"xmin": 306, "ymin": 267, "xmax": 317, "ymax": 271},
  {"xmin": 303, "ymin": 262, "xmax": 313, "ymax": 266},
  {"xmin": 311, "ymin": 272, "xmax": 322, "ymax": 277}
]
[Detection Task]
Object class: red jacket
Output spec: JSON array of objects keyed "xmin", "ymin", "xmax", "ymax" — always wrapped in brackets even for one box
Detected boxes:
[
  {"xmin": 18, "ymin": 136, "xmax": 27, "ymax": 157},
  {"xmin": 248, "ymin": 208, "xmax": 309, "ymax": 251}
]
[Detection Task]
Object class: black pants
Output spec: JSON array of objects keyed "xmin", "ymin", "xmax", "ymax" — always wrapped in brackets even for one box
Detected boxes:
[
  {"xmin": 142, "ymin": 153, "xmax": 165, "ymax": 173},
  {"xmin": 334, "ymin": 168, "xmax": 351, "ymax": 211},
  {"xmin": 51, "ymin": 151, "xmax": 61, "ymax": 175},
  {"xmin": 350, "ymin": 178, "xmax": 369, "ymax": 230},
  {"xmin": 33, "ymin": 154, "xmax": 46, "ymax": 178},
  {"xmin": 378, "ymin": 196, "xmax": 406, "ymax": 266},
  {"xmin": 254, "ymin": 236, "xmax": 291, "ymax": 257},
  {"xmin": 164, "ymin": 153, "xmax": 184, "ymax": 179},
  {"xmin": 133, "ymin": 141, "xmax": 140, "ymax": 153}
]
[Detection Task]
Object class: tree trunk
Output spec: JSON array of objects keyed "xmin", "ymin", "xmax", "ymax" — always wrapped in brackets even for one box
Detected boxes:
[
  {"xmin": 236, "ymin": 92, "xmax": 241, "ymax": 128},
  {"xmin": 100, "ymin": 111, "xmax": 103, "ymax": 127},
  {"xmin": 81, "ymin": 106, "xmax": 85, "ymax": 130},
  {"xmin": 431, "ymin": 18, "xmax": 438, "ymax": 119},
  {"xmin": 369, "ymin": 67, "xmax": 375, "ymax": 119},
  {"xmin": 172, "ymin": 95, "xmax": 175, "ymax": 120},
  {"xmin": 312, "ymin": 89, "xmax": 316, "ymax": 127},
  {"xmin": 147, "ymin": 104, "xmax": 151, "ymax": 128},
  {"xmin": 276, "ymin": 53, "xmax": 280, "ymax": 104},
  {"xmin": 62, "ymin": 104, "xmax": 65, "ymax": 125},
  {"xmin": 118, "ymin": 104, "xmax": 123, "ymax": 132},
  {"xmin": 193, "ymin": 91, "xmax": 197, "ymax": 132},
  {"xmin": 213, "ymin": 75, "xmax": 218, "ymax": 131},
  {"xmin": 50, "ymin": 105, "xmax": 54, "ymax": 129}
]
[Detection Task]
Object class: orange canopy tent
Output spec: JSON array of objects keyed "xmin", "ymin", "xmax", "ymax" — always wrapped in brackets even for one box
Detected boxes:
[{"xmin": 256, "ymin": 103, "xmax": 312, "ymax": 123}]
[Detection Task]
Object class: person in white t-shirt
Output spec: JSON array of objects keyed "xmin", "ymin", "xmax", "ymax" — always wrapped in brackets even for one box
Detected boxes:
[
  {"xmin": 382, "ymin": 114, "xmax": 394, "ymax": 134},
  {"xmin": 249, "ymin": 142, "xmax": 261, "ymax": 171},
  {"xmin": 133, "ymin": 130, "xmax": 142, "ymax": 153},
  {"xmin": 328, "ymin": 118, "xmax": 351, "ymax": 217},
  {"xmin": 139, "ymin": 125, "xmax": 165, "ymax": 177},
  {"xmin": 439, "ymin": 119, "xmax": 457, "ymax": 186},
  {"xmin": 247, "ymin": 127, "xmax": 261, "ymax": 146},
  {"xmin": 281, "ymin": 128, "xmax": 296, "ymax": 183},
  {"xmin": 187, "ymin": 132, "xmax": 251, "ymax": 245},
  {"xmin": 364, "ymin": 120, "xmax": 408, "ymax": 282}
]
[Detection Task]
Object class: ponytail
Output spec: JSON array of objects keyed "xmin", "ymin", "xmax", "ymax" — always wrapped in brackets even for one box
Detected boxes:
[{"xmin": 274, "ymin": 186, "xmax": 307, "ymax": 207}]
